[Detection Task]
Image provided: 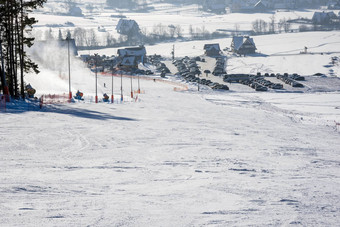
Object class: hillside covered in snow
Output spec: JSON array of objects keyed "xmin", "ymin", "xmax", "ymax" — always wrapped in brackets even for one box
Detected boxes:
[{"xmin": 1, "ymin": 0, "xmax": 340, "ymax": 226}]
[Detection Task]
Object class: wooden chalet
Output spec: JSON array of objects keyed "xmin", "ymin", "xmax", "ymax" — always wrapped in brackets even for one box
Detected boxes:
[
  {"xmin": 204, "ymin": 44, "xmax": 221, "ymax": 56},
  {"xmin": 119, "ymin": 56, "xmax": 138, "ymax": 69},
  {"xmin": 312, "ymin": 11, "xmax": 338, "ymax": 24},
  {"xmin": 117, "ymin": 46, "xmax": 146, "ymax": 70},
  {"xmin": 231, "ymin": 36, "xmax": 257, "ymax": 55},
  {"xmin": 116, "ymin": 19, "xmax": 140, "ymax": 36}
]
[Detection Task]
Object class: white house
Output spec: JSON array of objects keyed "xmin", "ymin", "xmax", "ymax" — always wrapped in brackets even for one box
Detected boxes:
[
  {"xmin": 230, "ymin": 0, "xmax": 301, "ymax": 11},
  {"xmin": 116, "ymin": 19, "xmax": 140, "ymax": 36},
  {"xmin": 69, "ymin": 6, "xmax": 83, "ymax": 17}
]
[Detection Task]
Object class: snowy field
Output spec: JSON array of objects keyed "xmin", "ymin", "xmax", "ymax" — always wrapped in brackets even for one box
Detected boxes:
[
  {"xmin": 1, "ymin": 2, "xmax": 340, "ymax": 226},
  {"xmin": 31, "ymin": 1, "xmax": 325, "ymax": 41},
  {"xmin": 80, "ymin": 31, "xmax": 340, "ymax": 77}
]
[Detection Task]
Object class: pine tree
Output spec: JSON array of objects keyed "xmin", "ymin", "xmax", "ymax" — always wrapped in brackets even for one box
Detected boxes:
[
  {"xmin": 0, "ymin": 0, "xmax": 46, "ymax": 99},
  {"xmin": 66, "ymin": 30, "xmax": 71, "ymax": 39},
  {"xmin": 58, "ymin": 29, "xmax": 63, "ymax": 40}
]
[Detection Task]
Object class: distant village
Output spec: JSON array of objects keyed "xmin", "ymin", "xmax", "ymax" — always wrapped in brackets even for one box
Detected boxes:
[
  {"xmin": 19, "ymin": 0, "xmax": 340, "ymax": 98},
  {"xmin": 202, "ymin": 0, "xmax": 340, "ymax": 14},
  {"xmin": 77, "ymin": 32, "xmax": 311, "ymax": 93},
  {"xmin": 30, "ymin": 0, "xmax": 340, "ymax": 52},
  {"xmin": 78, "ymin": 34, "xmax": 257, "ymax": 75},
  {"xmin": 64, "ymin": 0, "xmax": 340, "ymax": 16},
  {"xmin": 31, "ymin": 0, "xmax": 340, "ymax": 83}
]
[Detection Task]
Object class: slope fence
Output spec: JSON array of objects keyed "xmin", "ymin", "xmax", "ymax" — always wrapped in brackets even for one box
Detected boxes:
[
  {"xmin": 39, "ymin": 94, "xmax": 70, "ymax": 108},
  {"xmin": 100, "ymin": 72, "xmax": 188, "ymax": 92},
  {"xmin": 39, "ymin": 74, "xmax": 187, "ymax": 108},
  {"xmin": 39, "ymin": 93, "xmax": 139, "ymax": 108}
]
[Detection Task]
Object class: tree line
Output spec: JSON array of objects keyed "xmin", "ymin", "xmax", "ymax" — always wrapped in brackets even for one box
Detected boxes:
[
  {"xmin": 37, "ymin": 23, "xmax": 227, "ymax": 50},
  {"xmin": 0, "ymin": 0, "xmax": 46, "ymax": 99},
  {"xmin": 105, "ymin": 0, "xmax": 331, "ymax": 10},
  {"xmin": 252, "ymin": 17, "xmax": 292, "ymax": 35}
]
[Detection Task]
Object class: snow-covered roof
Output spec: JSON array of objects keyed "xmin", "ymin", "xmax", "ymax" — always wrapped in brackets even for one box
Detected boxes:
[
  {"xmin": 232, "ymin": 36, "xmax": 256, "ymax": 51},
  {"xmin": 69, "ymin": 6, "xmax": 83, "ymax": 17},
  {"xmin": 116, "ymin": 19, "xmax": 139, "ymax": 33},
  {"xmin": 204, "ymin": 44, "xmax": 221, "ymax": 51},
  {"xmin": 118, "ymin": 46, "xmax": 146, "ymax": 57},
  {"xmin": 312, "ymin": 11, "xmax": 337, "ymax": 23},
  {"xmin": 232, "ymin": 37, "xmax": 244, "ymax": 50},
  {"xmin": 254, "ymin": 1, "xmax": 266, "ymax": 9}
]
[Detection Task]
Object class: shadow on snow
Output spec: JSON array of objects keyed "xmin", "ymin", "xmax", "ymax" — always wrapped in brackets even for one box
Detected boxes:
[{"xmin": 3, "ymin": 100, "xmax": 137, "ymax": 121}]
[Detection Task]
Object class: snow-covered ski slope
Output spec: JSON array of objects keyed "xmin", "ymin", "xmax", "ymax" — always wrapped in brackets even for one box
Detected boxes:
[
  {"xmin": 1, "ymin": 2, "xmax": 340, "ymax": 226},
  {"xmin": 1, "ymin": 76, "xmax": 340, "ymax": 226}
]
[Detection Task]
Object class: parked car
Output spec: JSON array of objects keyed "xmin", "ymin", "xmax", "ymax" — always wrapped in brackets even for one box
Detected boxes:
[
  {"xmin": 292, "ymin": 82, "xmax": 304, "ymax": 87},
  {"xmin": 145, "ymin": 70, "xmax": 154, "ymax": 75},
  {"xmin": 255, "ymin": 85, "xmax": 268, "ymax": 91},
  {"xmin": 270, "ymin": 83, "xmax": 283, "ymax": 89}
]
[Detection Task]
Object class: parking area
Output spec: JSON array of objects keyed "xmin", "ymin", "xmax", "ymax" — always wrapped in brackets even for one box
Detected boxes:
[
  {"xmin": 164, "ymin": 56, "xmax": 340, "ymax": 93},
  {"xmin": 165, "ymin": 56, "xmax": 229, "ymax": 91}
]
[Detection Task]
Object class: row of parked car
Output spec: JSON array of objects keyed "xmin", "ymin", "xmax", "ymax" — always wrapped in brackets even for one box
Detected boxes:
[
  {"xmin": 147, "ymin": 55, "xmax": 171, "ymax": 77},
  {"xmin": 258, "ymin": 72, "xmax": 305, "ymax": 82},
  {"xmin": 249, "ymin": 75, "xmax": 284, "ymax": 89},
  {"xmin": 223, "ymin": 74, "xmax": 284, "ymax": 91},
  {"xmin": 212, "ymin": 57, "xmax": 226, "ymax": 76},
  {"xmin": 174, "ymin": 57, "xmax": 202, "ymax": 76},
  {"xmin": 173, "ymin": 57, "xmax": 229, "ymax": 90},
  {"xmin": 240, "ymin": 80, "xmax": 268, "ymax": 91},
  {"xmin": 276, "ymin": 73, "xmax": 304, "ymax": 87},
  {"xmin": 134, "ymin": 69, "xmax": 154, "ymax": 75}
]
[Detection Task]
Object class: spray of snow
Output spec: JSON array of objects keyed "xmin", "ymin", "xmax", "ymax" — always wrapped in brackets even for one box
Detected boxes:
[{"xmin": 25, "ymin": 41, "xmax": 105, "ymax": 96}]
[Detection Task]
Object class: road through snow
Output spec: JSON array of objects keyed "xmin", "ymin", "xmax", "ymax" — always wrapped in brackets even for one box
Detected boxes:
[{"xmin": 1, "ymin": 77, "xmax": 340, "ymax": 226}]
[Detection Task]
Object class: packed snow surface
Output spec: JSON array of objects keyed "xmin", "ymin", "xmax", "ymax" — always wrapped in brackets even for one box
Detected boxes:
[{"xmin": 1, "ymin": 74, "xmax": 340, "ymax": 226}]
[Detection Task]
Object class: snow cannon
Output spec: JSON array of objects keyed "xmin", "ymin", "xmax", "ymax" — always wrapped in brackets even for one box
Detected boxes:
[
  {"xmin": 74, "ymin": 90, "xmax": 84, "ymax": 100},
  {"xmin": 103, "ymin": 93, "xmax": 109, "ymax": 102},
  {"xmin": 25, "ymin": 84, "xmax": 36, "ymax": 98}
]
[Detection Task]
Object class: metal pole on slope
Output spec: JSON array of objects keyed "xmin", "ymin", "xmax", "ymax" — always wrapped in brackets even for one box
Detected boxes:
[
  {"xmin": 120, "ymin": 71, "xmax": 123, "ymax": 102},
  {"xmin": 67, "ymin": 36, "xmax": 72, "ymax": 101},
  {"xmin": 130, "ymin": 75, "xmax": 133, "ymax": 98},
  {"xmin": 171, "ymin": 44, "xmax": 175, "ymax": 61},
  {"xmin": 197, "ymin": 72, "xmax": 200, "ymax": 92},
  {"xmin": 95, "ymin": 53, "xmax": 98, "ymax": 103},
  {"xmin": 111, "ymin": 61, "xmax": 114, "ymax": 103},
  {"xmin": 137, "ymin": 74, "xmax": 140, "ymax": 94}
]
